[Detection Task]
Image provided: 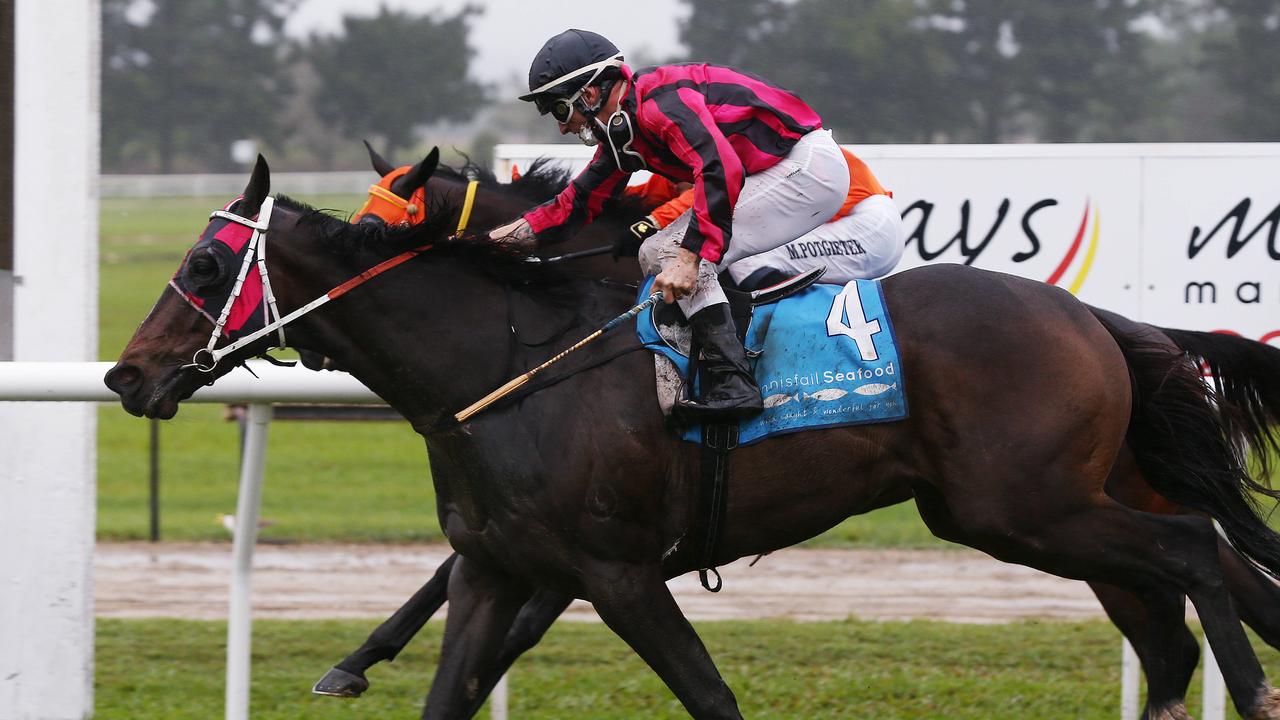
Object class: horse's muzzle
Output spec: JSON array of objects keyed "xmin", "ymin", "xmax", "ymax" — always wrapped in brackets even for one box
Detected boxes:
[{"xmin": 104, "ymin": 361, "xmax": 184, "ymax": 419}]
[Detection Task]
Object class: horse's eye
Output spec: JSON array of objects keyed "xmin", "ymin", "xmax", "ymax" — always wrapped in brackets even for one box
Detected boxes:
[{"xmin": 186, "ymin": 250, "xmax": 225, "ymax": 291}]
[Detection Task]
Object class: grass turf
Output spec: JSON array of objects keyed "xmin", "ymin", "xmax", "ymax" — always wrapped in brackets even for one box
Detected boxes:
[
  {"xmin": 96, "ymin": 617, "xmax": 1280, "ymax": 719},
  {"xmin": 97, "ymin": 195, "xmax": 946, "ymax": 547},
  {"xmin": 90, "ymin": 617, "xmax": 1184, "ymax": 720}
]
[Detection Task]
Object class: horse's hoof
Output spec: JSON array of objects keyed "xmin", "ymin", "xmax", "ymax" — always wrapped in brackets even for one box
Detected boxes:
[
  {"xmin": 311, "ymin": 667, "xmax": 369, "ymax": 698},
  {"xmin": 1247, "ymin": 683, "xmax": 1280, "ymax": 720},
  {"xmin": 1148, "ymin": 702, "xmax": 1192, "ymax": 720}
]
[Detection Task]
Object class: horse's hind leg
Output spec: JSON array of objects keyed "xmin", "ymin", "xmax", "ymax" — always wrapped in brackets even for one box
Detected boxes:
[
  {"xmin": 1220, "ymin": 539, "xmax": 1280, "ymax": 650},
  {"xmin": 1052, "ymin": 512, "xmax": 1275, "ymax": 718},
  {"xmin": 1083, "ymin": 544, "xmax": 1280, "ymax": 717},
  {"xmin": 453, "ymin": 589, "xmax": 573, "ymax": 718},
  {"xmin": 918, "ymin": 485, "xmax": 1200, "ymax": 718},
  {"xmin": 584, "ymin": 561, "xmax": 743, "ymax": 719},
  {"xmin": 420, "ymin": 556, "xmax": 534, "ymax": 720},
  {"xmin": 1090, "ymin": 581, "xmax": 1198, "ymax": 720},
  {"xmin": 922, "ymin": 491, "xmax": 1278, "ymax": 719}
]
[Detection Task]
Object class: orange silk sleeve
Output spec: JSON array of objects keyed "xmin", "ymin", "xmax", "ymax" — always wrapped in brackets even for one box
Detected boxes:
[
  {"xmin": 624, "ymin": 175, "xmax": 681, "ymax": 210},
  {"xmin": 650, "ymin": 188, "xmax": 695, "ymax": 229}
]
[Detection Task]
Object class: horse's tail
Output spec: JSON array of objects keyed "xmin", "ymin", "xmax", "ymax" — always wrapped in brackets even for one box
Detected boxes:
[
  {"xmin": 1159, "ymin": 327, "xmax": 1280, "ymax": 467},
  {"xmin": 1094, "ymin": 314, "xmax": 1280, "ymax": 579}
]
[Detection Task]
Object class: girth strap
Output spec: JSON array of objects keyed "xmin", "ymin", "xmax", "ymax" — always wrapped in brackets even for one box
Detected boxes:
[
  {"xmin": 682, "ymin": 325, "xmax": 740, "ymax": 594},
  {"xmin": 696, "ymin": 421, "xmax": 737, "ymax": 592},
  {"xmin": 673, "ymin": 303, "xmax": 752, "ymax": 593}
]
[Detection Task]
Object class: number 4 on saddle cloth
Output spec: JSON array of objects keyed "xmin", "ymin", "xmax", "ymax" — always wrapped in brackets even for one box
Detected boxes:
[{"xmin": 636, "ymin": 275, "xmax": 909, "ymax": 445}]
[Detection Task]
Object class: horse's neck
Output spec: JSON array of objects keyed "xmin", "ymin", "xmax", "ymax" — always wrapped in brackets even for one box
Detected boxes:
[{"xmin": 301, "ymin": 258, "xmax": 631, "ymax": 430}]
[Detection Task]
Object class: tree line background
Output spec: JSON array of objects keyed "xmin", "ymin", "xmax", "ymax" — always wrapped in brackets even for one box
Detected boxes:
[{"xmin": 102, "ymin": 0, "xmax": 1280, "ymax": 174}]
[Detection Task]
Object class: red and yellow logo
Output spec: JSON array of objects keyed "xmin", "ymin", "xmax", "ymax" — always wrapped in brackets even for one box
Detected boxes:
[{"xmin": 1044, "ymin": 200, "xmax": 1100, "ymax": 294}]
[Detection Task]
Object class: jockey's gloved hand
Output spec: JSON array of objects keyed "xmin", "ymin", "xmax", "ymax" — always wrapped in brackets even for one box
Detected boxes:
[{"xmin": 614, "ymin": 216, "xmax": 658, "ymax": 260}]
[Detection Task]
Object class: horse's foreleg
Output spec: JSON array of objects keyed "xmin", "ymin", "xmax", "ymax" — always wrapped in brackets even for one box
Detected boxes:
[
  {"xmin": 1090, "ymin": 581, "xmax": 1198, "ymax": 720},
  {"xmin": 454, "ymin": 589, "xmax": 573, "ymax": 718},
  {"xmin": 314, "ymin": 553, "xmax": 459, "ymax": 698},
  {"xmin": 420, "ymin": 556, "xmax": 534, "ymax": 720},
  {"xmin": 585, "ymin": 562, "xmax": 743, "ymax": 720}
]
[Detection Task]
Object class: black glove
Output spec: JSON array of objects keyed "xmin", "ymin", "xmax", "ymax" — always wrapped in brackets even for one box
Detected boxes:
[{"xmin": 614, "ymin": 216, "xmax": 659, "ymax": 260}]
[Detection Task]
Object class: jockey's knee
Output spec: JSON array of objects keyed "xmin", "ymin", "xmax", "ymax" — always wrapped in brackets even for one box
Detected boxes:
[
  {"xmin": 637, "ymin": 237, "xmax": 663, "ymax": 275},
  {"xmin": 638, "ymin": 231, "xmax": 682, "ymax": 276}
]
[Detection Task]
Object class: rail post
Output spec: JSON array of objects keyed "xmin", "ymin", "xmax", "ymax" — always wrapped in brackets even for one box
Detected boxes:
[{"xmin": 226, "ymin": 402, "xmax": 272, "ymax": 720}]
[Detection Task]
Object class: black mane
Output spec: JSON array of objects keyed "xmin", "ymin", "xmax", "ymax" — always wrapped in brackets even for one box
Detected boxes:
[
  {"xmin": 508, "ymin": 158, "xmax": 575, "ymax": 204},
  {"xmin": 435, "ymin": 156, "xmax": 651, "ymax": 228},
  {"xmin": 437, "ymin": 156, "xmax": 572, "ymax": 205},
  {"xmin": 276, "ymin": 155, "xmax": 652, "ymax": 295},
  {"xmin": 279, "ymin": 194, "xmax": 580, "ymax": 298}
]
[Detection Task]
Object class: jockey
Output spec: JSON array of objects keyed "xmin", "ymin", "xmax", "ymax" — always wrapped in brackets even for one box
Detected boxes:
[
  {"xmin": 619, "ymin": 150, "xmax": 905, "ymax": 290},
  {"xmin": 490, "ymin": 29, "xmax": 852, "ymax": 422}
]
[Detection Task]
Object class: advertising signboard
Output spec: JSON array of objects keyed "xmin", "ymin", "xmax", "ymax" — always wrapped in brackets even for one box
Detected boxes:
[
  {"xmin": 1141, "ymin": 156, "xmax": 1280, "ymax": 345},
  {"xmin": 494, "ymin": 144, "xmax": 1280, "ymax": 346}
]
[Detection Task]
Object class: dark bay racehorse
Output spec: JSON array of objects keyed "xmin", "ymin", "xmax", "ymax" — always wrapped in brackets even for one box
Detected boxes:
[
  {"xmin": 105, "ymin": 157, "xmax": 1280, "ymax": 719},
  {"xmin": 322, "ymin": 151, "xmax": 1280, "ymax": 720}
]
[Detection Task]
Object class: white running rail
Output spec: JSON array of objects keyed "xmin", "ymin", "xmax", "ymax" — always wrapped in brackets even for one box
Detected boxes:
[
  {"xmin": 1122, "ymin": 636, "xmax": 1224, "ymax": 720},
  {"xmin": 0, "ymin": 361, "xmax": 509, "ymax": 720}
]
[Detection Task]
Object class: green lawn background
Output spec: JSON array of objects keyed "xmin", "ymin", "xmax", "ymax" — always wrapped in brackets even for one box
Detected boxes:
[{"xmin": 101, "ymin": 618, "xmax": 1280, "ymax": 720}]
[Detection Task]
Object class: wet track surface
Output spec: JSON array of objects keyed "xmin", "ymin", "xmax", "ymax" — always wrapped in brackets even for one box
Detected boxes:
[{"xmin": 96, "ymin": 542, "xmax": 1106, "ymax": 622}]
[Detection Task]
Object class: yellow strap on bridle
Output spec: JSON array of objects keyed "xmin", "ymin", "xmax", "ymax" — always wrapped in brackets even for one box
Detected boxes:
[{"xmin": 456, "ymin": 180, "xmax": 479, "ymax": 234}]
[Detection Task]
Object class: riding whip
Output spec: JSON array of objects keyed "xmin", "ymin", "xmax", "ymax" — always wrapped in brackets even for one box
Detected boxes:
[
  {"xmin": 525, "ymin": 245, "xmax": 613, "ymax": 264},
  {"xmin": 455, "ymin": 291, "xmax": 663, "ymax": 422}
]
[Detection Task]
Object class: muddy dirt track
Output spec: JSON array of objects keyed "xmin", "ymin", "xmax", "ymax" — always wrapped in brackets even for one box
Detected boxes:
[{"xmin": 96, "ymin": 542, "xmax": 1107, "ymax": 623}]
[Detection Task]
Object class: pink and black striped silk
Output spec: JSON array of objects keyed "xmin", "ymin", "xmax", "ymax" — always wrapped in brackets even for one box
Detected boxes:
[{"xmin": 524, "ymin": 64, "xmax": 822, "ymax": 264}]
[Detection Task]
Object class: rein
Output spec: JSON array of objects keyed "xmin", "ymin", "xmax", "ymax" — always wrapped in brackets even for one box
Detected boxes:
[
  {"xmin": 454, "ymin": 291, "xmax": 662, "ymax": 422},
  {"xmin": 416, "ymin": 337, "xmax": 648, "ymax": 436},
  {"xmin": 183, "ymin": 182, "xmax": 479, "ymax": 374}
]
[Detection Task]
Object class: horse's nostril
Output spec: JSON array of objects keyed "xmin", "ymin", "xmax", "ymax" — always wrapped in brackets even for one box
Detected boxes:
[{"xmin": 104, "ymin": 364, "xmax": 142, "ymax": 393}]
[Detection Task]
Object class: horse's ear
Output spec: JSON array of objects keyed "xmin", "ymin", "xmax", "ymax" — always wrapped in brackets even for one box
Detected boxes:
[
  {"xmin": 364, "ymin": 139, "xmax": 395, "ymax": 177},
  {"xmin": 241, "ymin": 155, "xmax": 271, "ymax": 216},
  {"xmin": 400, "ymin": 147, "xmax": 440, "ymax": 192}
]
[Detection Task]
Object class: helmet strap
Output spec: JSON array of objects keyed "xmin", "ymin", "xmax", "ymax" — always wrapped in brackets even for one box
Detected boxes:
[{"xmin": 574, "ymin": 77, "xmax": 617, "ymax": 120}]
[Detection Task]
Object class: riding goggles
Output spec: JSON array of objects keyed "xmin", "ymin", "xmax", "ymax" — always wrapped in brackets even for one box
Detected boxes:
[
  {"xmin": 543, "ymin": 89, "xmax": 584, "ymax": 124},
  {"xmin": 530, "ymin": 53, "xmax": 624, "ymax": 123}
]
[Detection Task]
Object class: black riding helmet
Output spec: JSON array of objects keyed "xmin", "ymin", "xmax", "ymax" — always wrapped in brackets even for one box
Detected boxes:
[{"xmin": 519, "ymin": 29, "xmax": 623, "ymax": 116}]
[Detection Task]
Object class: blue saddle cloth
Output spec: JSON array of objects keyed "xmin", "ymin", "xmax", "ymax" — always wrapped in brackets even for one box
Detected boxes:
[{"xmin": 637, "ymin": 277, "xmax": 909, "ymax": 446}]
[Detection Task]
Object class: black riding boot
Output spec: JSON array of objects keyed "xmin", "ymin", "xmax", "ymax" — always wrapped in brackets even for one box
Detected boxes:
[{"xmin": 676, "ymin": 303, "xmax": 763, "ymax": 422}]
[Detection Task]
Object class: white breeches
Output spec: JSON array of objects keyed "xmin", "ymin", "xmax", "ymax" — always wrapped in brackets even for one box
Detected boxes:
[
  {"xmin": 638, "ymin": 128, "xmax": 849, "ymax": 316},
  {"xmin": 725, "ymin": 194, "xmax": 905, "ymax": 286}
]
